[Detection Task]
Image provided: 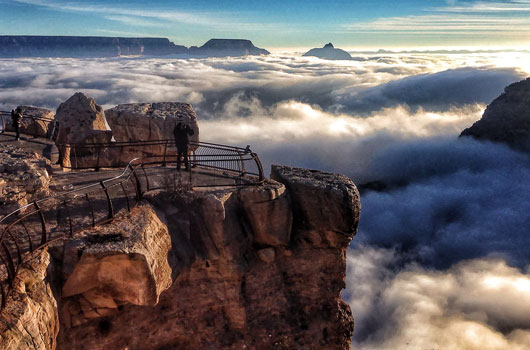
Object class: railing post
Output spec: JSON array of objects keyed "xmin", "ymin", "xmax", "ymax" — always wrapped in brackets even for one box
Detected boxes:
[
  {"xmin": 162, "ymin": 140, "xmax": 168, "ymax": 167},
  {"xmin": 100, "ymin": 181, "xmax": 114, "ymax": 220},
  {"xmin": 95, "ymin": 146, "xmax": 101, "ymax": 172},
  {"xmin": 33, "ymin": 201, "xmax": 48, "ymax": 246},
  {"xmin": 0, "ymin": 113, "xmax": 5, "ymax": 134}
]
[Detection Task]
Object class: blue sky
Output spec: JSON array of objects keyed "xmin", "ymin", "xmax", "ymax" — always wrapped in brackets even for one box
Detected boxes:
[{"xmin": 1, "ymin": 0, "xmax": 530, "ymax": 49}]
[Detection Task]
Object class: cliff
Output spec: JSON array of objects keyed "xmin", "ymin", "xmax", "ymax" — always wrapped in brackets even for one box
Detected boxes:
[
  {"xmin": 0, "ymin": 36, "xmax": 269, "ymax": 58},
  {"xmin": 303, "ymin": 43, "xmax": 352, "ymax": 61},
  {"xmin": 0, "ymin": 165, "xmax": 359, "ymax": 349},
  {"xmin": 461, "ymin": 77, "xmax": 530, "ymax": 150}
]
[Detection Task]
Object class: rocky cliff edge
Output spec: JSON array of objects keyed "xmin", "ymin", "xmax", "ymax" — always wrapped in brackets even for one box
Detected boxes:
[{"xmin": 0, "ymin": 165, "xmax": 360, "ymax": 350}]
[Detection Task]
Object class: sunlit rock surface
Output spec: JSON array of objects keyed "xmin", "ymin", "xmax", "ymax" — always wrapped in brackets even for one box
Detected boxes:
[
  {"xmin": 105, "ymin": 102, "xmax": 199, "ymax": 143},
  {"xmin": 0, "ymin": 145, "xmax": 50, "ymax": 216},
  {"xmin": 302, "ymin": 43, "xmax": 353, "ymax": 61},
  {"xmin": 54, "ymin": 92, "xmax": 112, "ymax": 145},
  {"xmin": 56, "ymin": 167, "xmax": 359, "ymax": 350},
  {"xmin": 60, "ymin": 204, "xmax": 172, "ymax": 327},
  {"xmin": 461, "ymin": 77, "xmax": 530, "ymax": 150},
  {"xmin": 0, "ymin": 249, "xmax": 59, "ymax": 350}
]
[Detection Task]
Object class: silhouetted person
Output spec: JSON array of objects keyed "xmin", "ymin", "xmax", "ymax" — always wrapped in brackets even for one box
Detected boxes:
[
  {"xmin": 173, "ymin": 122, "xmax": 194, "ymax": 171},
  {"xmin": 12, "ymin": 107, "xmax": 22, "ymax": 140}
]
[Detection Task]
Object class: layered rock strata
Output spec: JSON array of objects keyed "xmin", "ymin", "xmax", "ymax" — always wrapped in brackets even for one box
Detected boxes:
[
  {"xmin": 0, "ymin": 145, "xmax": 51, "ymax": 216},
  {"xmin": 105, "ymin": 102, "xmax": 199, "ymax": 143},
  {"xmin": 54, "ymin": 93, "xmax": 113, "ymax": 168},
  {"xmin": 461, "ymin": 77, "xmax": 530, "ymax": 150},
  {"xmin": 54, "ymin": 166, "xmax": 359, "ymax": 350},
  {"xmin": 0, "ymin": 249, "xmax": 59, "ymax": 350},
  {"xmin": 189, "ymin": 39, "xmax": 270, "ymax": 57}
]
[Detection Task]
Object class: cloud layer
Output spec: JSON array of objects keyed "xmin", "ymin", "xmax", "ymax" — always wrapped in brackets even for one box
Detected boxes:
[{"xmin": 1, "ymin": 52, "xmax": 530, "ymax": 349}]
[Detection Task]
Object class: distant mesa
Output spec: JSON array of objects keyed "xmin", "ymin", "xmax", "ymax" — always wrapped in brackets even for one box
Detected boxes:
[
  {"xmin": 461, "ymin": 77, "xmax": 530, "ymax": 151},
  {"xmin": 0, "ymin": 36, "xmax": 270, "ymax": 58},
  {"xmin": 189, "ymin": 39, "xmax": 270, "ymax": 57},
  {"xmin": 302, "ymin": 43, "xmax": 353, "ymax": 60}
]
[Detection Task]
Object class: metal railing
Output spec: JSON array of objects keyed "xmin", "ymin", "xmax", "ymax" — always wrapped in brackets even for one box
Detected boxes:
[
  {"xmin": 59, "ymin": 139, "xmax": 265, "ymax": 181},
  {"xmin": 0, "ymin": 110, "xmax": 59, "ymax": 141},
  {"xmin": 0, "ymin": 158, "xmax": 146, "ymax": 310}
]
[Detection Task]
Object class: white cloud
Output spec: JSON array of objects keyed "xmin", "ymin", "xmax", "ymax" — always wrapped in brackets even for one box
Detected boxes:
[
  {"xmin": 346, "ymin": 248, "xmax": 530, "ymax": 350},
  {"xmin": 2, "ymin": 53, "xmax": 530, "ymax": 349}
]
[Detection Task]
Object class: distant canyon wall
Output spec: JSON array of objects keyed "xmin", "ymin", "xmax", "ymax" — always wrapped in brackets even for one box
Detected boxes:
[{"xmin": 0, "ymin": 36, "xmax": 270, "ymax": 58}]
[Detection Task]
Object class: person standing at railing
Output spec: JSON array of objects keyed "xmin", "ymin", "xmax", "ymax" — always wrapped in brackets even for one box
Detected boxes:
[
  {"xmin": 11, "ymin": 107, "xmax": 22, "ymax": 140},
  {"xmin": 173, "ymin": 122, "xmax": 194, "ymax": 171}
]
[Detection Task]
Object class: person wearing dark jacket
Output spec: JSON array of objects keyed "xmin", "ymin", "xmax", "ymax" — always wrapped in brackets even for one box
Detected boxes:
[
  {"xmin": 173, "ymin": 122, "xmax": 194, "ymax": 171},
  {"xmin": 12, "ymin": 107, "xmax": 22, "ymax": 140}
]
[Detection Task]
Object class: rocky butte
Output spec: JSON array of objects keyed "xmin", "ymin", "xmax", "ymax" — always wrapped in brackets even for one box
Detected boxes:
[
  {"xmin": 302, "ymin": 43, "xmax": 353, "ymax": 61},
  {"xmin": 0, "ymin": 92, "xmax": 360, "ymax": 349}
]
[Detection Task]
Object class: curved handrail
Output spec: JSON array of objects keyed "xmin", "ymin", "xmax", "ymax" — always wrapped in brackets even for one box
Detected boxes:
[
  {"xmin": 58, "ymin": 139, "xmax": 265, "ymax": 181},
  {"xmin": 0, "ymin": 158, "xmax": 145, "ymax": 309}
]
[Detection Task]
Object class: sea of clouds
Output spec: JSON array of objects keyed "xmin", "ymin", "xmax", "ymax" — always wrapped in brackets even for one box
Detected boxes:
[{"xmin": 1, "ymin": 50, "xmax": 530, "ymax": 349}]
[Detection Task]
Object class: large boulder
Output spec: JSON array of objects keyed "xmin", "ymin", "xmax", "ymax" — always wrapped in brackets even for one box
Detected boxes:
[
  {"xmin": 461, "ymin": 77, "xmax": 530, "ymax": 150},
  {"xmin": 271, "ymin": 165, "xmax": 360, "ymax": 248},
  {"xmin": 54, "ymin": 93, "xmax": 113, "ymax": 168},
  {"xmin": 54, "ymin": 92, "xmax": 112, "ymax": 145},
  {"xmin": 61, "ymin": 204, "xmax": 172, "ymax": 326},
  {"xmin": 105, "ymin": 102, "xmax": 199, "ymax": 142}
]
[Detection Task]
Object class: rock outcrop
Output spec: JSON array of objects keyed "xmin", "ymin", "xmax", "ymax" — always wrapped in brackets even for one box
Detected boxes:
[
  {"xmin": 105, "ymin": 102, "xmax": 199, "ymax": 143},
  {"xmin": 189, "ymin": 39, "xmax": 270, "ymax": 57},
  {"xmin": 54, "ymin": 93, "xmax": 113, "ymax": 168},
  {"xmin": 60, "ymin": 204, "xmax": 172, "ymax": 327},
  {"xmin": 54, "ymin": 166, "xmax": 359, "ymax": 350},
  {"xmin": 303, "ymin": 43, "xmax": 353, "ymax": 61},
  {"xmin": 0, "ymin": 145, "xmax": 51, "ymax": 216},
  {"xmin": 461, "ymin": 77, "xmax": 530, "ymax": 150},
  {"xmin": 0, "ymin": 36, "xmax": 188, "ymax": 58},
  {"xmin": 0, "ymin": 249, "xmax": 59, "ymax": 350},
  {"xmin": 54, "ymin": 93, "xmax": 112, "ymax": 145}
]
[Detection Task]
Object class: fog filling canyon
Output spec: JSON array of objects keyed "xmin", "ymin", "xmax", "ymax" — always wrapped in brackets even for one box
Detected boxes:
[{"xmin": 2, "ymin": 50, "xmax": 530, "ymax": 349}]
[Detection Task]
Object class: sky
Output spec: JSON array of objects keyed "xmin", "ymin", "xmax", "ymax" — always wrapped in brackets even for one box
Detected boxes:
[{"xmin": 1, "ymin": 0, "xmax": 530, "ymax": 49}]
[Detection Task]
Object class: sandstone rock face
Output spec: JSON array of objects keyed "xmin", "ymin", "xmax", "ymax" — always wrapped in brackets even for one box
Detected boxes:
[
  {"xmin": 0, "ymin": 249, "xmax": 59, "ymax": 350},
  {"xmin": 461, "ymin": 77, "xmax": 530, "ymax": 150},
  {"xmin": 0, "ymin": 145, "xmax": 50, "ymax": 217},
  {"xmin": 54, "ymin": 92, "xmax": 112, "ymax": 146},
  {"xmin": 3, "ymin": 106, "xmax": 55, "ymax": 138},
  {"xmin": 105, "ymin": 102, "xmax": 199, "ymax": 143},
  {"xmin": 54, "ymin": 93, "xmax": 113, "ymax": 168},
  {"xmin": 57, "ymin": 168, "xmax": 359, "ymax": 350},
  {"xmin": 60, "ymin": 204, "xmax": 172, "ymax": 327}
]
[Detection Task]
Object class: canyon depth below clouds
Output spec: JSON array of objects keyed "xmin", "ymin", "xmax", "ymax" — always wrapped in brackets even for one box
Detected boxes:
[{"xmin": 2, "ymin": 50, "xmax": 530, "ymax": 349}]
